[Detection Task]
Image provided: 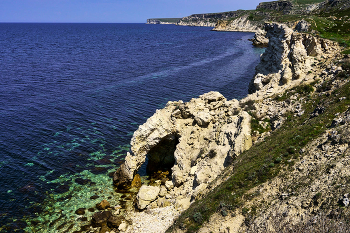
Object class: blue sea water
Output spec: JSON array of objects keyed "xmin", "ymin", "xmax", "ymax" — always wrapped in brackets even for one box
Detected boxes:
[{"xmin": 0, "ymin": 23, "xmax": 263, "ymax": 232}]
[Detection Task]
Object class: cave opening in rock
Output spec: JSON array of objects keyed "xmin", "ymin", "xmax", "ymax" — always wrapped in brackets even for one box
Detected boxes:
[{"xmin": 145, "ymin": 134, "xmax": 179, "ymax": 179}]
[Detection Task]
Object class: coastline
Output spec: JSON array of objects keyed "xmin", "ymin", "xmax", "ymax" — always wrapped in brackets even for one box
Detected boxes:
[
  {"xmin": 111, "ymin": 20, "xmax": 345, "ymax": 232},
  {"xmin": 6, "ymin": 1, "xmax": 350, "ymax": 232}
]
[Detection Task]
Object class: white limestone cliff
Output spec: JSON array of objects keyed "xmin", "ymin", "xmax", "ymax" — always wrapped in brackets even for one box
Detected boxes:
[
  {"xmin": 212, "ymin": 15, "xmax": 263, "ymax": 32},
  {"xmin": 114, "ymin": 91, "xmax": 252, "ymax": 209},
  {"xmin": 248, "ymin": 22, "xmax": 340, "ymax": 95},
  {"xmin": 112, "ymin": 23, "xmax": 342, "ymax": 233}
]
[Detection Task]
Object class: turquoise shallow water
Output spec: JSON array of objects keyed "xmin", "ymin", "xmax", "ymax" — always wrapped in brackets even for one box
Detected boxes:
[{"xmin": 0, "ymin": 23, "xmax": 264, "ymax": 232}]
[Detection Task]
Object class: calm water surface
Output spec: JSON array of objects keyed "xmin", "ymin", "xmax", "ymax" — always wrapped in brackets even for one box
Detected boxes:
[{"xmin": 0, "ymin": 23, "xmax": 263, "ymax": 232}]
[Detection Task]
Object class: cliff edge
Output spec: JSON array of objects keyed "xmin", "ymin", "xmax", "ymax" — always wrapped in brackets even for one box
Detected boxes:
[{"xmin": 108, "ymin": 19, "xmax": 348, "ymax": 232}]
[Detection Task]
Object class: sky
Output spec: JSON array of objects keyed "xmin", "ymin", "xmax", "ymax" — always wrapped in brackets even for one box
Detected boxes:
[{"xmin": 0, "ymin": 0, "xmax": 264, "ymax": 23}]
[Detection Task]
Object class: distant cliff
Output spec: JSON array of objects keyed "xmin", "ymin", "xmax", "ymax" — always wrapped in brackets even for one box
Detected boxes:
[
  {"xmin": 147, "ymin": 0, "xmax": 350, "ymax": 32},
  {"xmin": 146, "ymin": 18, "xmax": 181, "ymax": 25},
  {"xmin": 176, "ymin": 11, "xmax": 242, "ymax": 27}
]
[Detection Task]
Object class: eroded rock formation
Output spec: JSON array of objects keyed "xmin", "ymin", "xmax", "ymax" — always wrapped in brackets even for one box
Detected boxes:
[
  {"xmin": 248, "ymin": 22, "xmax": 340, "ymax": 94},
  {"xmin": 212, "ymin": 15, "xmax": 263, "ymax": 32},
  {"xmin": 113, "ymin": 91, "xmax": 252, "ymax": 209},
  {"xmin": 113, "ymin": 23, "xmax": 341, "ymax": 214}
]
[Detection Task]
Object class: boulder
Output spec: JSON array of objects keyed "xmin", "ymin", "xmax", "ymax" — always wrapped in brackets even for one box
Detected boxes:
[
  {"xmin": 136, "ymin": 185, "xmax": 160, "ymax": 210},
  {"xmin": 159, "ymin": 186, "xmax": 167, "ymax": 197},
  {"xmin": 91, "ymin": 211, "xmax": 112, "ymax": 227},
  {"xmin": 295, "ymin": 19, "xmax": 310, "ymax": 32},
  {"xmin": 165, "ymin": 181, "xmax": 174, "ymax": 190},
  {"xmin": 131, "ymin": 174, "xmax": 142, "ymax": 188},
  {"xmin": 251, "ymin": 30, "xmax": 269, "ymax": 47},
  {"xmin": 107, "ymin": 215, "xmax": 126, "ymax": 228},
  {"xmin": 175, "ymin": 197, "xmax": 191, "ymax": 210},
  {"xmin": 75, "ymin": 208, "xmax": 86, "ymax": 215},
  {"xmin": 96, "ymin": 200, "xmax": 110, "ymax": 210},
  {"xmin": 118, "ymin": 222, "xmax": 128, "ymax": 232}
]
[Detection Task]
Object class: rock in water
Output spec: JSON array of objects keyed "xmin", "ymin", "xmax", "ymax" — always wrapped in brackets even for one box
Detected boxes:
[
  {"xmin": 96, "ymin": 200, "xmax": 110, "ymax": 210},
  {"xmin": 75, "ymin": 208, "xmax": 86, "ymax": 215},
  {"xmin": 91, "ymin": 211, "xmax": 112, "ymax": 227},
  {"xmin": 113, "ymin": 158, "xmax": 136, "ymax": 189}
]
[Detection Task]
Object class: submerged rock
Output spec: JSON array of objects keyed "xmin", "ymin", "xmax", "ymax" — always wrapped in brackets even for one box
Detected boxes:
[
  {"xmin": 96, "ymin": 200, "xmax": 110, "ymax": 210},
  {"xmin": 91, "ymin": 211, "xmax": 112, "ymax": 227},
  {"xmin": 75, "ymin": 208, "xmax": 86, "ymax": 215}
]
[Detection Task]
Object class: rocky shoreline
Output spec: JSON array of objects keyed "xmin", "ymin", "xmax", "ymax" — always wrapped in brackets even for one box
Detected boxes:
[
  {"xmin": 74, "ymin": 1, "xmax": 350, "ymax": 232},
  {"xmin": 95, "ymin": 20, "xmax": 343, "ymax": 233}
]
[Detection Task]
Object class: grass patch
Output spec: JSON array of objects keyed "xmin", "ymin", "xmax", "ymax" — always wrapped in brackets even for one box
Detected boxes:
[
  {"xmin": 274, "ymin": 83, "xmax": 315, "ymax": 101},
  {"xmin": 250, "ymin": 116, "xmax": 271, "ymax": 135},
  {"xmin": 308, "ymin": 9, "xmax": 350, "ymax": 49},
  {"xmin": 167, "ymin": 75, "xmax": 350, "ymax": 232},
  {"xmin": 342, "ymin": 49, "xmax": 350, "ymax": 54}
]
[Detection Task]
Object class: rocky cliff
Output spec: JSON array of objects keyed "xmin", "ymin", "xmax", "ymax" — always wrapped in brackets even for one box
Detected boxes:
[
  {"xmin": 256, "ymin": 0, "xmax": 294, "ymax": 13},
  {"xmin": 212, "ymin": 15, "xmax": 264, "ymax": 32},
  {"xmin": 114, "ymin": 91, "xmax": 252, "ymax": 203},
  {"xmin": 248, "ymin": 23, "xmax": 340, "ymax": 95},
  {"xmin": 109, "ymin": 21, "xmax": 345, "ymax": 232},
  {"xmin": 175, "ymin": 11, "xmax": 241, "ymax": 27},
  {"xmin": 146, "ymin": 18, "xmax": 181, "ymax": 25}
]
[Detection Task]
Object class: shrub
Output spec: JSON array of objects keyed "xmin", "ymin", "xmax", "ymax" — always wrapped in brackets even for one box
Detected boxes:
[
  {"xmin": 275, "ymin": 157, "xmax": 282, "ymax": 163},
  {"xmin": 192, "ymin": 212, "xmax": 203, "ymax": 223}
]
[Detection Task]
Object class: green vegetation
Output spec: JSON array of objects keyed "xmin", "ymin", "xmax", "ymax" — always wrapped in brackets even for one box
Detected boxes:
[
  {"xmin": 292, "ymin": 0, "xmax": 325, "ymax": 4},
  {"xmin": 167, "ymin": 66, "xmax": 350, "ymax": 232},
  {"xmin": 163, "ymin": 2, "xmax": 350, "ymax": 232},
  {"xmin": 309, "ymin": 8, "xmax": 350, "ymax": 50},
  {"xmin": 251, "ymin": 117, "xmax": 270, "ymax": 135},
  {"xmin": 274, "ymin": 83, "xmax": 315, "ymax": 101}
]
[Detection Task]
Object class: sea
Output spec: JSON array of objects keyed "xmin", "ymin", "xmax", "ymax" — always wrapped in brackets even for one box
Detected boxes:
[{"xmin": 0, "ymin": 23, "xmax": 264, "ymax": 232}]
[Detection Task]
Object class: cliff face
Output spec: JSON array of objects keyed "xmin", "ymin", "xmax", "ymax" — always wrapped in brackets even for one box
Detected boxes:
[
  {"xmin": 256, "ymin": 0, "xmax": 294, "ymax": 13},
  {"xmin": 249, "ymin": 23, "xmax": 340, "ymax": 94},
  {"xmin": 114, "ymin": 92, "xmax": 252, "ymax": 204},
  {"xmin": 212, "ymin": 15, "xmax": 264, "ymax": 32},
  {"xmin": 111, "ymin": 21, "xmax": 346, "ymax": 232},
  {"xmin": 147, "ymin": 19, "xmax": 162, "ymax": 24},
  {"xmin": 176, "ymin": 11, "xmax": 241, "ymax": 27},
  {"xmin": 146, "ymin": 18, "xmax": 181, "ymax": 25}
]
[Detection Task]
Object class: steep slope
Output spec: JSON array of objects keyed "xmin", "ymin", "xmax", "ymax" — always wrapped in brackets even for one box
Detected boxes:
[{"xmin": 165, "ymin": 24, "xmax": 350, "ymax": 233}]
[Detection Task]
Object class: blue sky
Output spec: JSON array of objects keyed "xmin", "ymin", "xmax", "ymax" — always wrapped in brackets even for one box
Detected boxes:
[{"xmin": 0, "ymin": 0, "xmax": 263, "ymax": 23}]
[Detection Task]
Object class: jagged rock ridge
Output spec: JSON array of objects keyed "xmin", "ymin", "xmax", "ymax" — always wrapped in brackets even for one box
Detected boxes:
[
  {"xmin": 114, "ymin": 92, "xmax": 252, "ymax": 208},
  {"xmin": 249, "ymin": 22, "xmax": 340, "ymax": 94}
]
